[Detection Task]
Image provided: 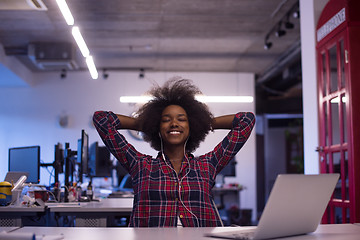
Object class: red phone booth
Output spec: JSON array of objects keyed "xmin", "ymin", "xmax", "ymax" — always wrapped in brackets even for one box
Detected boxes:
[{"xmin": 316, "ymin": 0, "xmax": 360, "ymax": 223}]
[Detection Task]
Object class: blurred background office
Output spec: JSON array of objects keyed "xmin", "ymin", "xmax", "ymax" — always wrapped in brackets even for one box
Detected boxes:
[{"xmin": 0, "ymin": 0, "xmax": 341, "ymax": 224}]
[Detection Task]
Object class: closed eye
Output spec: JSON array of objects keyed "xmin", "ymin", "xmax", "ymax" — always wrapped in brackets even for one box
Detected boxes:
[{"xmin": 161, "ymin": 118, "xmax": 170, "ymax": 122}]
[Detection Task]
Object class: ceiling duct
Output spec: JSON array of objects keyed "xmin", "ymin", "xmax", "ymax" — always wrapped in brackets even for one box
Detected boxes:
[
  {"xmin": 0, "ymin": 0, "xmax": 47, "ymax": 10},
  {"xmin": 28, "ymin": 42, "xmax": 79, "ymax": 71}
]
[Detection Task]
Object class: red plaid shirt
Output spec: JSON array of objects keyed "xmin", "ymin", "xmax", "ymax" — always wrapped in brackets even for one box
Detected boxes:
[{"xmin": 93, "ymin": 111, "xmax": 255, "ymax": 227}]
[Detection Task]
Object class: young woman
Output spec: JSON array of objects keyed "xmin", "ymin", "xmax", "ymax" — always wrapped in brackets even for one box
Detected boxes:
[{"xmin": 93, "ymin": 78, "xmax": 255, "ymax": 227}]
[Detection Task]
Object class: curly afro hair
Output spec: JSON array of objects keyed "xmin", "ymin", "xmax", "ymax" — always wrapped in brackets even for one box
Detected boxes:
[{"xmin": 136, "ymin": 77, "xmax": 213, "ymax": 153}]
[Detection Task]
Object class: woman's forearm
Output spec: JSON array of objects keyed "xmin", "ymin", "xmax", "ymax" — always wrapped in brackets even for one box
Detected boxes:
[
  {"xmin": 116, "ymin": 114, "xmax": 141, "ymax": 131},
  {"xmin": 211, "ymin": 114, "xmax": 235, "ymax": 130}
]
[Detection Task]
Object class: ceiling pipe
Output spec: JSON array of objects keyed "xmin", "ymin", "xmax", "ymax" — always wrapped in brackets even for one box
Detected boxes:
[{"xmin": 256, "ymin": 39, "xmax": 301, "ymax": 85}]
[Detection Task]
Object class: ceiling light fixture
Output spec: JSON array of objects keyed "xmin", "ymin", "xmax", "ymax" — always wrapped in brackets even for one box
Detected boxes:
[
  {"xmin": 264, "ymin": 34, "xmax": 272, "ymax": 50},
  {"xmin": 55, "ymin": 0, "xmax": 74, "ymax": 25},
  {"xmin": 195, "ymin": 96, "xmax": 254, "ymax": 103},
  {"xmin": 119, "ymin": 95, "xmax": 253, "ymax": 103},
  {"xmin": 102, "ymin": 69, "xmax": 109, "ymax": 79},
  {"xmin": 60, "ymin": 69, "xmax": 67, "ymax": 79},
  {"xmin": 139, "ymin": 68, "xmax": 145, "ymax": 79},
  {"xmin": 264, "ymin": 41, "xmax": 272, "ymax": 50},
  {"xmin": 71, "ymin": 26, "xmax": 90, "ymax": 57},
  {"xmin": 86, "ymin": 56, "xmax": 98, "ymax": 79},
  {"xmin": 275, "ymin": 22, "xmax": 286, "ymax": 37},
  {"xmin": 292, "ymin": 10, "xmax": 300, "ymax": 19},
  {"xmin": 284, "ymin": 14, "xmax": 294, "ymax": 29},
  {"xmin": 56, "ymin": 0, "xmax": 98, "ymax": 80},
  {"xmin": 120, "ymin": 96, "xmax": 153, "ymax": 103},
  {"xmin": 263, "ymin": 2, "xmax": 299, "ymax": 50}
]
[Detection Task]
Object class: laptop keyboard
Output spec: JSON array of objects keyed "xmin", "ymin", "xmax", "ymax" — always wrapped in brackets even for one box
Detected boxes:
[{"xmin": 211, "ymin": 229, "xmax": 256, "ymax": 240}]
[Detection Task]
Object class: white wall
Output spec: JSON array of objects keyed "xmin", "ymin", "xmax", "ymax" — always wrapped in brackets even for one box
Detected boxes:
[
  {"xmin": 0, "ymin": 70, "xmax": 256, "ymax": 219},
  {"xmin": 300, "ymin": 0, "xmax": 329, "ymax": 174}
]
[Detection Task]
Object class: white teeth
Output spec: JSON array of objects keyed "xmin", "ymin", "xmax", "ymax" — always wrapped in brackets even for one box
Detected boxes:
[{"xmin": 169, "ymin": 131, "xmax": 180, "ymax": 134}]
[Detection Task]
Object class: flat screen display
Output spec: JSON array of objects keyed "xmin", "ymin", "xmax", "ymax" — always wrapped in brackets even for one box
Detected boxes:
[
  {"xmin": 8, "ymin": 146, "xmax": 40, "ymax": 183},
  {"xmin": 77, "ymin": 129, "xmax": 89, "ymax": 176},
  {"xmin": 89, "ymin": 141, "xmax": 112, "ymax": 178}
]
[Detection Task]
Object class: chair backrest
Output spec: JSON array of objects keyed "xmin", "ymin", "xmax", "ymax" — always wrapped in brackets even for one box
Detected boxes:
[{"xmin": 119, "ymin": 174, "xmax": 133, "ymax": 191}]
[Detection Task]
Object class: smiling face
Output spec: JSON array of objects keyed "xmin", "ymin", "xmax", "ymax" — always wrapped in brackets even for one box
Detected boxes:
[{"xmin": 159, "ymin": 105, "xmax": 190, "ymax": 149}]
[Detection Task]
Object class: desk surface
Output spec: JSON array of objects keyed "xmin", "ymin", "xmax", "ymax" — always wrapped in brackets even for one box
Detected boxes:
[
  {"xmin": 46, "ymin": 198, "xmax": 133, "ymax": 213},
  {"xmin": 0, "ymin": 226, "xmax": 20, "ymax": 232},
  {"xmin": 0, "ymin": 205, "xmax": 45, "ymax": 213},
  {"xmin": 9, "ymin": 224, "xmax": 360, "ymax": 240},
  {"xmin": 0, "ymin": 198, "xmax": 133, "ymax": 213}
]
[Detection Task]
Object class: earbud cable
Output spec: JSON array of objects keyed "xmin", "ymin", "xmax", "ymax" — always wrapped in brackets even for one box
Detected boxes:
[{"xmin": 159, "ymin": 133, "xmax": 200, "ymax": 227}]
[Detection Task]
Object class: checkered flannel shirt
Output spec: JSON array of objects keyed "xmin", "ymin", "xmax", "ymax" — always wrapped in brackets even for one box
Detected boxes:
[{"xmin": 93, "ymin": 111, "xmax": 255, "ymax": 227}]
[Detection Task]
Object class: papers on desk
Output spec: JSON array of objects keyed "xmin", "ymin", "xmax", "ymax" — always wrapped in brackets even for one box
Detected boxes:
[{"xmin": 0, "ymin": 231, "xmax": 64, "ymax": 240}]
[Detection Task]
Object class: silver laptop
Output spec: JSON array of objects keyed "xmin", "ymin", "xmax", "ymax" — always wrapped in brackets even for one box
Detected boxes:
[
  {"xmin": 206, "ymin": 174, "xmax": 339, "ymax": 240},
  {"xmin": 4, "ymin": 171, "xmax": 29, "ymax": 183}
]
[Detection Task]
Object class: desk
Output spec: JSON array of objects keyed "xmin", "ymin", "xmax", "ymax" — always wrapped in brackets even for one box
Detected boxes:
[
  {"xmin": 47, "ymin": 198, "xmax": 133, "ymax": 227},
  {"xmin": 0, "ymin": 206, "xmax": 46, "ymax": 227},
  {"xmin": 8, "ymin": 224, "xmax": 360, "ymax": 240},
  {"xmin": 0, "ymin": 226, "xmax": 20, "ymax": 232}
]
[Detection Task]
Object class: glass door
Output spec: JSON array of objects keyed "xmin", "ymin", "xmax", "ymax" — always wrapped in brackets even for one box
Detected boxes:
[{"xmin": 317, "ymin": 31, "xmax": 351, "ymax": 223}]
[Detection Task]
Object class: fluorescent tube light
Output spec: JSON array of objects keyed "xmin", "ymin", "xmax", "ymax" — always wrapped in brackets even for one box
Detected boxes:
[
  {"xmin": 86, "ymin": 56, "xmax": 98, "ymax": 79},
  {"xmin": 72, "ymin": 26, "xmax": 90, "ymax": 58},
  {"xmin": 195, "ymin": 96, "xmax": 253, "ymax": 103},
  {"xmin": 119, "ymin": 95, "xmax": 253, "ymax": 103},
  {"xmin": 56, "ymin": 1, "xmax": 97, "ymax": 80},
  {"xmin": 120, "ymin": 96, "xmax": 154, "ymax": 103},
  {"xmin": 56, "ymin": 0, "xmax": 74, "ymax": 25}
]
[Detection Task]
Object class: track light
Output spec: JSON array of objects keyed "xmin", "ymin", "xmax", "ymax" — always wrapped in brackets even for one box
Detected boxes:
[
  {"xmin": 264, "ymin": 34, "xmax": 272, "ymax": 50},
  {"xmin": 284, "ymin": 21, "xmax": 294, "ymax": 29},
  {"xmin": 102, "ymin": 69, "xmax": 109, "ymax": 79},
  {"xmin": 60, "ymin": 69, "xmax": 67, "ymax": 79},
  {"xmin": 292, "ymin": 10, "xmax": 300, "ymax": 19},
  {"xmin": 284, "ymin": 13, "xmax": 294, "ymax": 29},
  {"xmin": 139, "ymin": 68, "xmax": 145, "ymax": 79},
  {"xmin": 275, "ymin": 29, "xmax": 286, "ymax": 37},
  {"xmin": 263, "ymin": 1, "xmax": 298, "ymax": 51},
  {"xmin": 275, "ymin": 22, "xmax": 286, "ymax": 37},
  {"xmin": 264, "ymin": 41, "xmax": 272, "ymax": 50}
]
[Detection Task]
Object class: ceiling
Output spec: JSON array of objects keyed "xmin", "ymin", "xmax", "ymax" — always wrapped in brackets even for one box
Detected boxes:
[{"xmin": 0, "ymin": 0, "xmax": 302, "ymax": 113}]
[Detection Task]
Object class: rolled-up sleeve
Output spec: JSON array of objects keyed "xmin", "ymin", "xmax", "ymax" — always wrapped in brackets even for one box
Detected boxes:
[
  {"xmin": 93, "ymin": 111, "xmax": 141, "ymax": 172},
  {"xmin": 205, "ymin": 112, "xmax": 256, "ymax": 180}
]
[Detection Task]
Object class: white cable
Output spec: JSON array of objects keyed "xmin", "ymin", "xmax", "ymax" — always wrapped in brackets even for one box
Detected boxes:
[
  {"xmin": 159, "ymin": 133, "xmax": 200, "ymax": 227},
  {"xmin": 212, "ymin": 198, "xmax": 224, "ymax": 227},
  {"xmin": 46, "ymin": 189, "xmax": 59, "ymax": 203}
]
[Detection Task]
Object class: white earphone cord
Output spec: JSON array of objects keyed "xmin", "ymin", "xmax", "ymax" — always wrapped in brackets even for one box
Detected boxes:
[{"xmin": 159, "ymin": 133, "xmax": 200, "ymax": 227}]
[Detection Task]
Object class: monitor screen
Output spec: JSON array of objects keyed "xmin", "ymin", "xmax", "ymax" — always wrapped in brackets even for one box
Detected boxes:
[
  {"xmin": 8, "ymin": 146, "xmax": 40, "ymax": 183},
  {"xmin": 77, "ymin": 129, "xmax": 89, "ymax": 177},
  {"xmin": 89, "ymin": 141, "xmax": 112, "ymax": 177},
  {"xmin": 220, "ymin": 158, "xmax": 236, "ymax": 177},
  {"xmin": 54, "ymin": 143, "xmax": 64, "ymax": 174}
]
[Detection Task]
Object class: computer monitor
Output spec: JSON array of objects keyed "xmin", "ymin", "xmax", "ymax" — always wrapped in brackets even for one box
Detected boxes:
[
  {"xmin": 89, "ymin": 141, "xmax": 113, "ymax": 177},
  {"xmin": 54, "ymin": 143, "xmax": 64, "ymax": 174},
  {"xmin": 8, "ymin": 146, "xmax": 40, "ymax": 184},
  {"xmin": 220, "ymin": 157, "xmax": 236, "ymax": 177},
  {"xmin": 77, "ymin": 129, "xmax": 89, "ymax": 180}
]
